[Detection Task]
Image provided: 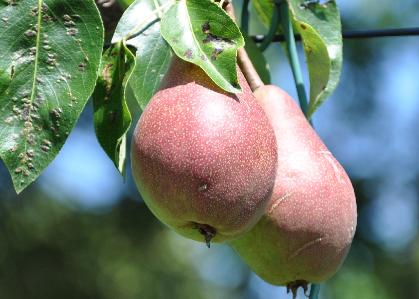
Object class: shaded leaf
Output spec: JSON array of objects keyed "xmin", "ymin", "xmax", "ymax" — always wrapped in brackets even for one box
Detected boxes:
[
  {"xmin": 252, "ymin": 0, "xmax": 343, "ymax": 117},
  {"xmin": 92, "ymin": 42, "xmax": 135, "ymax": 175},
  {"xmin": 161, "ymin": 0, "xmax": 244, "ymax": 93},
  {"xmin": 243, "ymin": 34, "xmax": 271, "ymax": 85},
  {"xmin": 0, "ymin": 0, "xmax": 104, "ymax": 193},
  {"xmin": 288, "ymin": 0, "xmax": 343, "ymax": 117},
  {"xmin": 252, "ymin": 0, "xmax": 275, "ymax": 28}
]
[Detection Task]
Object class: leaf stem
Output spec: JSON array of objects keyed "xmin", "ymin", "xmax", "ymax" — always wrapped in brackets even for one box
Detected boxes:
[
  {"xmin": 309, "ymin": 284, "xmax": 320, "ymax": 299},
  {"xmin": 278, "ymin": 1, "xmax": 309, "ymax": 117},
  {"xmin": 259, "ymin": 1, "xmax": 280, "ymax": 52},
  {"xmin": 241, "ymin": 0, "xmax": 250, "ymax": 35}
]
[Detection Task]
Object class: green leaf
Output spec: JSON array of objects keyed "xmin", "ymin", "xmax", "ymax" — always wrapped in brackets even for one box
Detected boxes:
[
  {"xmin": 161, "ymin": 0, "xmax": 244, "ymax": 93},
  {"xmin": 92, "ymin": 42, "xmax": 135, "ymax": 175},
  {"xmin": 113, "ymin": 0, "xmax": 173, "ymax": 111},
  {"xmin": 252, "ymin": 0, "xmax": 275, "ymax": 28},
  {"xmin": 252, "ymin": 0, "xmax": 343, "ymax": 117},
  {"xmin": 112, "ymin": 0, "xmax": 173, "ymax": 43},
  {"xmin": 0, "ymin": 0, "xmax": 104, "ymax": 193},
  {"xmin": 117, "ymin": 0, "xmax": 135, "ymax": 9},
  {"xmin": 288, "ymin": 0, "xmax": 343, "ymax": 117},
  {"xmin": 243, "ymin": 34, "xmax": 271, "ymax": 85},
  {"xmin": 127, "ymin": 27, "xmax": 172, "ymax": 111}
]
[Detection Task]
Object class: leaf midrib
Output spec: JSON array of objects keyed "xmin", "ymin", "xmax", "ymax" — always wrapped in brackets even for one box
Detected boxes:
[{"xmin": 29, "ymin": 0, "xmax": 43, "ymax": 107}]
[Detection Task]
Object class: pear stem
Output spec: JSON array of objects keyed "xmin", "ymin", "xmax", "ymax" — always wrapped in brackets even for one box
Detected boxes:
[
  {"xmin": 238, "ymin": 48, "xmax": 264, "ymax": 91},
  {"xmin": 225, "ymin": 3, "xmax": 264, "ymax": 92}
]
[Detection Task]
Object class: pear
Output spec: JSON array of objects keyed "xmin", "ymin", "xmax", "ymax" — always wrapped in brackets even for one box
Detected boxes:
[
  {"xmin": 131, "ymin": 58, "xmax": 277, "ymax": 246},
  {"xmin": 230, "ymin": 85, "xmax": 357, "ymax": 288}
]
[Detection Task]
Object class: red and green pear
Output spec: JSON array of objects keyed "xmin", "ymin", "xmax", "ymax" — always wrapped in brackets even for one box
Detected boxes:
[
  {"xmin": 131, "ymin": 58, "xmax": 278, "ymax": 245},
  {"xmin": 230, "ymin": 85, "xmax": 357, "ymax": 288}
]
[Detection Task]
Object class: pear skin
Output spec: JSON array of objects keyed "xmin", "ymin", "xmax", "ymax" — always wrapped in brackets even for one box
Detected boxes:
[
  {"xmin": 230, "ymin": 85, "xmax": 357, "ymax": 284},
  {"xmin": 131, "ymin": 59, "xmax": 277, "ymax": 245}
]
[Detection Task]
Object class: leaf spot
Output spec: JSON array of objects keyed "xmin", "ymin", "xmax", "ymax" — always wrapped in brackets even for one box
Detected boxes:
[
  {"xmin": 201, "ymin": 21, "xmax": 235, "ymax": 49},
  {"xmin": 79, "ymin": 62, "xmax": 87, "ymax": 72},
  {"xmin": 4, "ymin": 116, "xmax": 14, "ymax": 124},
  {"xmin": 211, "ymin": 48, "xmax": 223, "ymax": 61},
  {"xmin": 201, "ymin": 21, "xmax": 210, "ymax": 34},
  {"xmin": 200, "ymin": 54, "xmax": 207, "ymax": 61},
  {"xmin": 66, "ymin": 28, "xmax": 78, "ymax": 36},
  {"xmin": 63, "ymin": 14, "xmax": 72, "ymax": 21},
  {"xmin": 24, "ymin": 29, "xmax": 37, "ymax": 38},
  {"xmin": 64, "ymin": 20, "xmax": 76, "ymax": 27},
  {"xmin": 184, "ymin": 49, "xmax": 194, "ymax": 59},
  {"xmin": 6, "ymin": 0, "xmax": 19, "ymax": 6}
]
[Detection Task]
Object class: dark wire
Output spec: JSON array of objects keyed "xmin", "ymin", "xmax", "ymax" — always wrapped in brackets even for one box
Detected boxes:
[
  {"xmin": 103, "ymin": 27, "xmax": 419, "ymax": 49},
  {"xmin": 253, "ymin": 27, "xmax": 419, "ymax": 42}
]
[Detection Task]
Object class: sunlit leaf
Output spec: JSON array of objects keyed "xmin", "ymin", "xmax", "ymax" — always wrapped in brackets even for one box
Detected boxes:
[
  {"xmin": 161, "ymin": 0, "xmax": 244, "ymax": 93},
  {"xmin": 0, "ymin": 0, "xmax": 104, "ymax": 193},
  {"xmin": 113, "ymin": 0, "xmax": 173, "ymax": 110},
  {"xmin": 252, "ymin": 0, "xmax": 274, "ymax": 28}
]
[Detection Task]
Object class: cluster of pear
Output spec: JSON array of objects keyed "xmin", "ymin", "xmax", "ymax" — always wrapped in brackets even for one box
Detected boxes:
[{"xmin": 131, "ymin": 56, "xmax": 357, "ymax": 292}]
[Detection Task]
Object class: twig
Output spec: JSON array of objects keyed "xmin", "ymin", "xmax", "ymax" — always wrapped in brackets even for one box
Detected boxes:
[{"xmin": 237, "ymin": 48, "xmax": 264, "ymax": 91}]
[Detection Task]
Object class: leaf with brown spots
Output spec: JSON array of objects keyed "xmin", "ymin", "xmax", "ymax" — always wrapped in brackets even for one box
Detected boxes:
[
  {"xmin": 92, "ymin": 42, "xmax": 135, "ymax": 175},
  {"xmin": 0, "ymin": 0, "xmax": 104, "ymax": 193},
  {"xmin": 160, "ymin": 0, "xmax": 244, "ymax": 93}
]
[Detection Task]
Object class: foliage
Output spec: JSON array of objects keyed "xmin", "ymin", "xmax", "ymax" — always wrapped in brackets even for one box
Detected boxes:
[
  {"xmin": 92, "ymin": 42, "xmax": 135, "ymax": 174},
  {"xmin": 0, "ymin": 0, "xmax": 344, "ymax": 192},
  {"xmin": 113, "ymin": 0, "xmax": 172, "ymax": 110},
  {"xmin": 252, "ymin": 0, "xmax": 343, "ymax": 118},
  {"xmin": 0, "ymin": 0, "xmax": 104, "ymax": 192}
]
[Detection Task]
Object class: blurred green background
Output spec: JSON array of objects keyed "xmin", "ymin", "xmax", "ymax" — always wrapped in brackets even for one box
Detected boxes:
[{"xmin": 0, "ymin": 1, "xmax": 418, "ymax": 298}]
